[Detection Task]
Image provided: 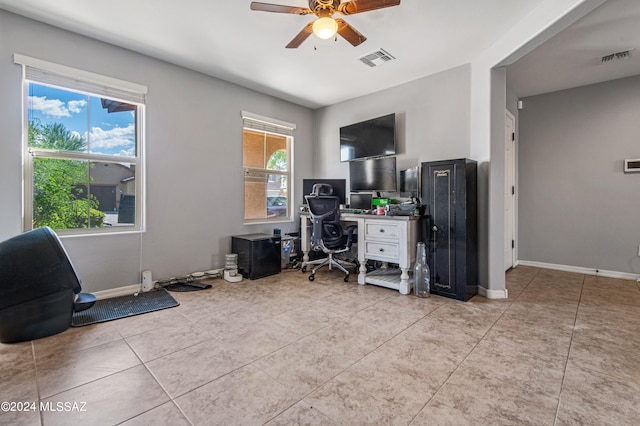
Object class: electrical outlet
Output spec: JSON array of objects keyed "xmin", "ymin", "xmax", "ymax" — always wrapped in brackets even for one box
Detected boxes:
[{"xmin": 638, "ymin": 244, "xmax": 640, "ymax": 257}]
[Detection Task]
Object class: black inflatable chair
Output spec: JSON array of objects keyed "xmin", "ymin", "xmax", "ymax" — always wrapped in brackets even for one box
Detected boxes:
[
  {"xmin": 0, "ymin": 227, "xmax": 96, "ymax": 343},
  {"xmin": 303, "ymin": 184, "xmax": 357, "ymax": 282}
]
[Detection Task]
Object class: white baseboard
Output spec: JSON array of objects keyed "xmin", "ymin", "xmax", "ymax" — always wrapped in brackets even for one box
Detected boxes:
[
  {"xmin": 478, "ymin": 286, "xmax": 509, "ymax": 299},
  {"xmin": 517, "ymin": 260, "xmax": 640, "ymax": 282},
  {"xmin": 91, "ymin": 284, "xmax": 142, "ymax": 300}
]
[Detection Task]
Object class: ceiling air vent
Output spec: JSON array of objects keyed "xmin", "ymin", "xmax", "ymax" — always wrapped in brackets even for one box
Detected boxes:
[
  {"xmin": 358, "ymin": 48, "xmax": 396, "ymax": 68},
  {"xmin": 600, "ymin": 49, "xmax": 634, "ymax": 64}
]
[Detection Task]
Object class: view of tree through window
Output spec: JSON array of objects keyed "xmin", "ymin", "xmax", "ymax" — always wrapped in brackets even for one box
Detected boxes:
[
  {"xmin": 243, "ymin": 128, "xmax": 292, "ymax": 222},
  {"xmin": 26, "ymin": 82, "xmax": 139, "ymax": 231}
]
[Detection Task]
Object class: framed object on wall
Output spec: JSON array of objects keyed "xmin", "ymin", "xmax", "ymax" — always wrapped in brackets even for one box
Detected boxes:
[{"xmin": 624, "ymin": 158, "xmax": 640, "ymax": 173}]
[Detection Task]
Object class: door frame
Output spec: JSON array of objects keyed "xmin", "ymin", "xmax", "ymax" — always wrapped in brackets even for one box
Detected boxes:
[{"xmin": 505, "ymin": 110, "xmax": 517, "ymax": 270}]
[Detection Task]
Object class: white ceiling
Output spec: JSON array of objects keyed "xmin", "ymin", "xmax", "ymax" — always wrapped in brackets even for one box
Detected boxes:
[
  {"xmin": 1, "ymin": 0, "xmax": 639, "ymax": 108},
  {"xmin": 507, "ymin": 0, "xmax": 640, "ymax": 98}
]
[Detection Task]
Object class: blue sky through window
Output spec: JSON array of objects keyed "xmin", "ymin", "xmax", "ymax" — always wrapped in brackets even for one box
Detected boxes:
[{"xmin": 28, "ymin": 83, "xmax": 136, "ymax": 157}]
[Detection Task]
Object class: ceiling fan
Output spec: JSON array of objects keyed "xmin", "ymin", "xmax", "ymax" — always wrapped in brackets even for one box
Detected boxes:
[{"xmin": 250, "ymin": 0, "xmax": 401, "ymax": 48}]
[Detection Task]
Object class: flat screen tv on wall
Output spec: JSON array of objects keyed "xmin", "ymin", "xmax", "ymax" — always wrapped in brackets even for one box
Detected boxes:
[{"xmin": 340, "ymin": 113, "xmax": 396, "ymax": 162}]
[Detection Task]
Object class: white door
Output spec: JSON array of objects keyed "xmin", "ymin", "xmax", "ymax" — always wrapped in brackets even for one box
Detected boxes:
[{"xmin": 504, "ymin": 111, "xmax": 516, "ymax": 271}]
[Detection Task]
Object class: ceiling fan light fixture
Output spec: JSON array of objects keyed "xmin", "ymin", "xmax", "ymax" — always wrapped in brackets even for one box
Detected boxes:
[{"xmin": 313, "ymin": 17, "xmax": 338, "ymax": 39}]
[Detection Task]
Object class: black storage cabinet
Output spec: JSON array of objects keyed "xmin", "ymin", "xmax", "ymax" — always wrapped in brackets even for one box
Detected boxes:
[
  {"xmin": 421, "ymin": 158, "xmax": 478, "ymax": 301},
  {"xmin": 231, "ymin": 234, "xmax": 281, "ymax": 279}
]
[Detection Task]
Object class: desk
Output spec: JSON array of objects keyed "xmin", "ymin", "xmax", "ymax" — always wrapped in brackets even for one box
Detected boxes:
[{"xmin": 300, "ymin": 212, "xmax": 420, "ymax": 294}]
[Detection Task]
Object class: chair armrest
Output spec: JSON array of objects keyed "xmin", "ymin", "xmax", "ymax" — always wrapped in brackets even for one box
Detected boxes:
[{"xmin": 344, "ymin": 224, "xmax": 357, "ymax": 248}]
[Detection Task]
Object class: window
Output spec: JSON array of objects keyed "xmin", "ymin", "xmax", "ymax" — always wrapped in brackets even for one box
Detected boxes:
[
  {"xmin": 242, "ymin": 112, "xmax": 295, "ymax": 223},
  {"xmin": 16, "ymin": 54, "xmax": 146, "ymax": 234}
]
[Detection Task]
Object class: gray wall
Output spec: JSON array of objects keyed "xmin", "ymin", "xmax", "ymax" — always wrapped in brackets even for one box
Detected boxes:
[
  {"xmin": 0, "ymin": 11, "xmax": 314, "ymax": 292},
  {"xmin": 519, "ymin": 75, "xmax": 640, "ymax": 274},
  {"xmin": 313, "ymin": 64, "xmax": 472, "ymax": 192}
]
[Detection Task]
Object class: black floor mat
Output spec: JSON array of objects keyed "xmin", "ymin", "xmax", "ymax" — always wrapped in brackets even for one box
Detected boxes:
[{"xmin": 71, "ymin": 289, "xmax": 179, "ymax": 327}]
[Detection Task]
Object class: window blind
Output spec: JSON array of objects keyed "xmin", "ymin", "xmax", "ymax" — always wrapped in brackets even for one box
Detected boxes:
[
  {"xmin": 14, "ymin": 54, "xmax": 147, "ymax": 104},
  {"xmin": 241, "ymin": 111, "xmax": 295, "ymax": 137}
]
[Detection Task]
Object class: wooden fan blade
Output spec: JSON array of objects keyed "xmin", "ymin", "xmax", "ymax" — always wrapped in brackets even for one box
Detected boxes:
[
  {"xmin": 250, "ymin": 2, "xmax": 313, "ymax": 15},
  {"xmin": 335, "ymin": 19, "xmax": 367, "ymax": 46},
  {"xmin": 286, "ymin": 22, "xmax": 314, "ymax": 48},
  {"xmin": 338, "ymin": 0, "xmax": 401, "ymax": 15}
]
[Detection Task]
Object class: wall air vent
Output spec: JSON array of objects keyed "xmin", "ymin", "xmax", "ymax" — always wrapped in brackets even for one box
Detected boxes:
[
  {"xmin": 358, "ymin": 48, "xmax": 395, "ymax": 68},
  {"xmin": 600, "ymin": 49, "xmax": 634, "ymax": 64}
]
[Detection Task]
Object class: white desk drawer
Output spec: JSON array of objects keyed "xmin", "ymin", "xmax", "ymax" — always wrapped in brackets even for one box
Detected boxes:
[
  {"xmin": 364, "ymin": 221, "xmax": 400, "ymax": 241},
  {"xmin": 365, "ymin": 241, "xmax": 399, "ymax": 261}
]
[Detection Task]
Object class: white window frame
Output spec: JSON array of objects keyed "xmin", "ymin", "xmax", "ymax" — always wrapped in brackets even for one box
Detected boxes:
[
  {"xmin": 15, "ymin": 54, "xmax": 147, "ymax": 235},
  {"xmin": 242, "ymin": 111, "xmax": 295, "ymax": 225}
]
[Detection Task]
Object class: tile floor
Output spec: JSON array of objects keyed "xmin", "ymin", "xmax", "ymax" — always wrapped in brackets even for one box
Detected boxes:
[{"xmin": 1, "ymin": 266, "xmax": 640, "ymax": 425}]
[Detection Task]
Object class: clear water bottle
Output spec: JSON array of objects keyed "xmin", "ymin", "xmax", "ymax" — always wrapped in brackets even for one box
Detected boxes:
[{"xmin": 414, "ymin": 242, "xmax": 430, "ymax": 298}]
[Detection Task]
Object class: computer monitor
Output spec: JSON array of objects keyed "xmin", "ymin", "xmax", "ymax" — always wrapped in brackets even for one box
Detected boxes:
[
  {"xmin": 302, "ymin": 179, "xmax": 346, "ymax": 205},
  {"xmin": 399, "ymin": 166, "xmax": 419, "ymax": 197},
  {"xmin": 349, "ymin": 192, "xmax": 373, "ymax": 210},
  {"xmin": 349, "ymin": 156, "xmax": 397, "ymax": 193}
]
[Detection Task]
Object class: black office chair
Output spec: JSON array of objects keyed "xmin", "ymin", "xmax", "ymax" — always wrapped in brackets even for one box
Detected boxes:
[{"xmin": 303, "ymin": 184, "xmax": 357, "ymax": 282}]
